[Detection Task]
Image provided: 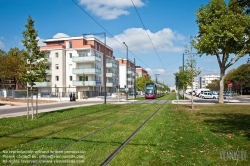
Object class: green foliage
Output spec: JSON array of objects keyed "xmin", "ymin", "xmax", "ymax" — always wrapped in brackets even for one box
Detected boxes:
[
  {"xmin": 206, "ymin": 79, "xmax": 220, "ymax": 91},
  {"xmin": 224, "ymin": 63, "xmax": 250, "ymax": 92},
  {"xmin": 174, "ymin": 66, "xmax": 191, "ymax": 90},
  {"xmin": 135, "ymin": 76, "xmax": 151, "ymax": 91},
  {"xmin": 0, "ymin": 48, "xmax": 26, "ymax": 89},
  {"xmin": 192, "ymin": 0, "xmax": 250, "ymax": 103},
  {"xmin": 20, "ymin": 16, "xmax": 47, "ymax": 86}
]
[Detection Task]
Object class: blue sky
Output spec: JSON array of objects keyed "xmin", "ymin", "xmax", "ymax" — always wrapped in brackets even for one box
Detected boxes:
[{"xmin": 0, "ymin": 0, "xmax": 249, "ymax": 86}]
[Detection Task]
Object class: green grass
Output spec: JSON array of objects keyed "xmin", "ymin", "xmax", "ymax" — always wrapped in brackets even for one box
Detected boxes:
[
  {"xmin": 1, "ymin": 103, "xmax": 250, "ymax": 165},
  {"xmin": 134, "ymin": 93, "xmax": 184, "ymax": 100}
]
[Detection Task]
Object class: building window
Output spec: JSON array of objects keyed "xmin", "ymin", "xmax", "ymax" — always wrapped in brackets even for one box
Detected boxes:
[
  {"xmin": 55, "ymin": 76, "xmax": 59, "ymax": 81},
  {"xmin": 69, "ymin": 76, "xmax": 72, "ymax": 81},
  {"xmin": 55, "ymin": 64, "xmax": 59, "ymax": 70},
  {"xmin": 69, "ymin": 42, "xmax": 72, "ymax": 48},
  {"xmin": 55, "ymin": 52, "xmax": 58, "ymax": 58},
  {"xmin": 46, "ymin": 53, "xmax": 50, "ymax": 58},
  {"xmin": 69, "ymin": 53, "xmax": 72, "ymax": 58}
]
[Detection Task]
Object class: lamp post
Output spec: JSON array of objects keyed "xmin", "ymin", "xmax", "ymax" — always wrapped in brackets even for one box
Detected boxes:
[
  {"xmin": 83, "ymin": 32, "xmax": 107, "ymax": 104},
  {"xmin": 123, "ymin": 42, "xmax": 128, "ymax": 100}
]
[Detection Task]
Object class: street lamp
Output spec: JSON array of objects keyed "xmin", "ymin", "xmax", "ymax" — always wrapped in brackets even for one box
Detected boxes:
[
  {"xmin": 83, "ymin": 32, "xmax": 107, "ymax": 104},
  {"xmin": 123, "ymin": 42, "xmax": 128, "ymax": 100}
]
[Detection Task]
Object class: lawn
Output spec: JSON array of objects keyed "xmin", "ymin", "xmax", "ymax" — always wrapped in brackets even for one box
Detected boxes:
[
  {"xmin": 0, "ymin": 103, "xmax": 249, "ymax": 165},
  {"xmin": 134, "ymin": 93, "xmax": 184, "ymax": 100}
]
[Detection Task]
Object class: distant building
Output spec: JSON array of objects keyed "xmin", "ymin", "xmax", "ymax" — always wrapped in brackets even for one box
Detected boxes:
[
  {"xmin": 199, "ymin": 75, "xmax": 220, "ymax": 89},
  {"xmin": 135, "ymin": 66, "xmax": 149, "ymax": 78},
  {"xmin": 116, "ymin": 58, "xmax": 135, "ymax": 92}
]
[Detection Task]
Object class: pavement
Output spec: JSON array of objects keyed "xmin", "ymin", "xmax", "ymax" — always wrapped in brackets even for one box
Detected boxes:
[
  {"xmin": 0, "ymin": 96, "xmax": 138, "ymax": 119},
  {"xmin": 1, "ymin": 94, "xmax": 249, "ymax": 118},
  {"xmin": 172, "ymin": 94, "xmax": 250, "ymax": 105}
]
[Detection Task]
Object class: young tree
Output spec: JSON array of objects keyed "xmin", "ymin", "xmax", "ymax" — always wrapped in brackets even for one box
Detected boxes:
[
  {"xmin": 192, "ymin": 0, "xmax": 250, "ymax": 103},
  {"xmin": 185, "ymin": 50, "xmax": 201, "ymax": 110},
  {"xmin": 20, "ymin": 16, "xmax": 47, "ymax": 119}
]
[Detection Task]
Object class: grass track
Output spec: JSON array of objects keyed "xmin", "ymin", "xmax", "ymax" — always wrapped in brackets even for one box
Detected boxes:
[{"xmin": 1, "ymin": 103, "xmax": 250, "ymax": 166}]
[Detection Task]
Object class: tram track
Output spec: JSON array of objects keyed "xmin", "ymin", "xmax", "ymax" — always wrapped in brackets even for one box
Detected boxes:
[
  {"xmin": 31, "ymin": 100, "xmax": 160, "ymax": 165},
  {"xmin": 100, "ymin": 100, "xmax": 168, "ymax": 166}
]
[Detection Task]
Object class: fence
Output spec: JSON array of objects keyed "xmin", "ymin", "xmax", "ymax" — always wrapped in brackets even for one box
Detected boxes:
[{"xmin": 0, "ymin": 90, "xmax": 109, "ymax": 99}]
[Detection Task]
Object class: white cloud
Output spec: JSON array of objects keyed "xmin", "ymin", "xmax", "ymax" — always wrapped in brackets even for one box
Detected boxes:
[
  {"xmin": 107, "ymin": 28, "xmax": 185, "ymax": 53},
  {"xmin": 53, "ymin": 33, "xmax": 69, "ymax": 38},
  {"xmin": 0, "ymin": 41, "xmax": 5, "ymax": 49},
  {"xmin": 78, "ymin": 0, "xmax": 145, "ymax": 20},
  {"xmin": 37, "ymin": 37, "xmax": 46, "ymax": 46},
  {"xmin": 203, "ymin": 58, "xmax": 216, "ymax": 63}
]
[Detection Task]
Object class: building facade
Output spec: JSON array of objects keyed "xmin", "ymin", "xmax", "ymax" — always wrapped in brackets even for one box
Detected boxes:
[
  {"xmin": 116, "ymin": 58, "xmax": 135, "ymax": 92},
  {"xmin": 199, "ymin": 75, "xmax": 220, "ymax": 89},
  {"xmin": 135, "ymin": 66, "xmax": 149, "ymax": 78},
  {"xmin": 36, "ymin": 36, "xmax": 119, "ymax": 97}
]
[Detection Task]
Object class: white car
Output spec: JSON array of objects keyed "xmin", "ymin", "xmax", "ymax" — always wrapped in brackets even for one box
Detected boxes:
[{"xmin": 201, "ymin": 92, "xmax": 218, "ymax": 99}]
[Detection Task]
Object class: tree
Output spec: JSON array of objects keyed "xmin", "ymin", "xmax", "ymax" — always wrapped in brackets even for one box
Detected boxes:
[
  {"xmin": 192, "ymin": 0, "xmax": 250, "ymax": 103},
  {"xmin": 174, "ymin": 66, "xmax": 190, "ymax": 91},
  {"xmin": 231, "ymin": 64, "xmax": 250, "ymax": 94},
  {"xmin": 206, "ymin": 79, "xmax": 220, "ymax": 91},
  {"xmin": 185, "ymin": 52, "xmax": 200, "ymax": 110},
  {"xmin": 136, "ymin": 76, "xmax": 151, "ymax": 91},
  {"xmin": 20, "ymin": 16, "xmax": 47, "ymax": 119},
  {"xmin": 1, "ymin": 48, "xmax": 26, "ymax": 90},
  {"xmin": 0, "ymin": 50, "xmax": 6, "ymax": 88}
]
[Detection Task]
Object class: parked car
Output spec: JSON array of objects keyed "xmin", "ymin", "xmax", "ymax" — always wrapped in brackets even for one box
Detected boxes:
[{"xmin": 201, "ymin": 92, "xmax": 218, "ymax": 99}]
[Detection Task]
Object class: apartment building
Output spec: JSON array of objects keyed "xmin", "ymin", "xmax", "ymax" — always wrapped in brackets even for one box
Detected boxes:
[
  {"xmin": 35, "ymin": 36, "xmax": 119, "ymax": 97},
  {"xmin": 199, "ymin": 74, "xmax": 220, "ymax": 88},
  {"xmin": 116, "ymin": 58, "xmax": 135, "ymax": 92},
  {"xmin": 135, "ymin": 66, "xmax": 149, "ymax": 78}
]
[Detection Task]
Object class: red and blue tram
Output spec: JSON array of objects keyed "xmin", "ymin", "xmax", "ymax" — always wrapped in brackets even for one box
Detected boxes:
[{"xmin": 145, "ymin": 82, "xmax": 164, "ymax": 99}]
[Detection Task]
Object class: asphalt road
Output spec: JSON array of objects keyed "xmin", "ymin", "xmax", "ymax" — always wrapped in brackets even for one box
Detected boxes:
[{"xmin": 0, "ymin": 100, "xmax": 108, "ymax": 117}]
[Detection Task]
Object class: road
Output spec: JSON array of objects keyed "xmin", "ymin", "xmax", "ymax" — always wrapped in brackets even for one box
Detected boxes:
[{"xmin": 0, "ymin": 97, "xmax": 133, "ymax": 118}]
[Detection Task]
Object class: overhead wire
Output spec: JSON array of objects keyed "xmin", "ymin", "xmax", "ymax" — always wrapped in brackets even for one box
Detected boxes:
[
  {"xmin": 71, "ymin": 0, "xmax": 155, "ymax": 72},
  {"xmin": 130, "ymin": 0, "xmax": 168, "ymax": 73}
]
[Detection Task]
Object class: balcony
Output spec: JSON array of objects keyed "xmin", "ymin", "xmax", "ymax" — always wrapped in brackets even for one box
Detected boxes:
[
  {"xmin": 128, "ymin": 78, "xmax": 134, "ymax": 81},
  {"xmin": 72, "ymin": 56, "xmax": 101, "ymax": 63},
  {"xmin": 106, "ymin": 62, "xmax": 118, "ymax": 68},
  {"xmin": 47, "ymin": 58, "xmax": 52, "ymax": 63},
  {"xmin": 32, "ymin": 82, "xmax": 52, "ymax": 87},
  {"xmin": 46, "ymin": 70, "xmax": 52, "ymax": 75},
  {"xmin": 128, "ymin": 85, "xmax": 133, "ymax": 88},
  {"xmin": 106, "ymin": 73, "xmax": 117, "ymax": 77},
  {"xmin": 128, "ymin": 70, "xmax": 134, "ymax": 74},
  {"xmin": 72, "ymin": 81, "xmax": 100, "ymax": 86},
  {"xmin": 106, "ymin": 82, "xmax": 116, "ymax": 87},
  {"xmin": 72, "ymin": 68, "xmax": 101, "ymax": 75}
]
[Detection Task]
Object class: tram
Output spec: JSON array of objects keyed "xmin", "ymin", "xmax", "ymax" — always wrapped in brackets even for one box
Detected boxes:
[{"xmin": 145, "ymin": 82, "xmax": 164, "ymax": 99}]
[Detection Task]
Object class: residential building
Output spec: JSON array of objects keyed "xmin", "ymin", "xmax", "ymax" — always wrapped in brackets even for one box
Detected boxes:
[
  {"xmin": 135, "ymin": 66, "xmax": 149, "ymax": 78},
  {"xmin": 35, "ymin": 36, "xmax": 119, "ymax": 97},
  {"xmin": 116, "ymin": 58, "xmax": 135, "ymax": 92},
  {"xmin": 199, "ymin": 74, "xmax": 220, "ymax": 89}
]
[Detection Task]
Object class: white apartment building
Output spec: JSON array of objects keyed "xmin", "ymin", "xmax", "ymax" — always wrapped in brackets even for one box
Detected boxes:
[
  {"xmin": 34, "ymin": 36, "xmax": 119, "ymax": 97},
  {"xmin": 116, "ymin": 58, "xmax": 135, "ymax": 92},
  {"xmin": 199, "ymin": 74, "xmax": 220, "ymax": 88},
  {"xmin": 186, "ymin": 80, "xmax": 199, "ymax": 91}
]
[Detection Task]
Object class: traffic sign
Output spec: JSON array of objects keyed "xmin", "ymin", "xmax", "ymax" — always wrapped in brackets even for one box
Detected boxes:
[{"xmin": 228, "ymin": 83, "xmax": 233, "ymax": 87}]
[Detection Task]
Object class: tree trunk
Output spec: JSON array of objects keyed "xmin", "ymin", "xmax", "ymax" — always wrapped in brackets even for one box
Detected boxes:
[
  {"xmin": 191, "ymin": 83, "xmax": 194, "ymax": 110},
  {"xmin": 31, "ymin": 86, "xmax": 34, "ymax": 120},
  {"xmin": 219, "ymin": 69, "xmax": 225, "ymax": 104}
]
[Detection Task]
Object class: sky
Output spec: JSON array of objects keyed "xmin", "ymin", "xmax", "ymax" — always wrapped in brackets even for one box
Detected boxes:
[{"xmin": 0, "ymin": 0, "xmax": 249, "ymax": 87}]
